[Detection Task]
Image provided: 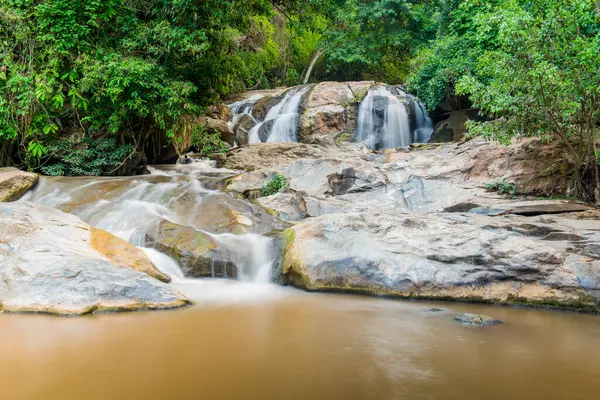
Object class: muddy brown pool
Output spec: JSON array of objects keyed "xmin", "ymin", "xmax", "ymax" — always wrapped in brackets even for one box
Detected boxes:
[{"xmin": 1, "ymin": 282, "xmax": 599, "ymax": 400}]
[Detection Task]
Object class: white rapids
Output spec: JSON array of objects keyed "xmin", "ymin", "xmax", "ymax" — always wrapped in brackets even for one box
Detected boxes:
[{"xmin": 21, "ymin": 162, "xmax": 289, "ymax": 304}]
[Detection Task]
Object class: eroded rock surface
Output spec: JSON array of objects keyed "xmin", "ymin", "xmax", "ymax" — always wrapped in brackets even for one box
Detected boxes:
[
  {"xmin": 279, "ymin": 211, "xmax": 600, "ymax": 311},
  {"xmin": 0, "ymin": 202, "xmax": 189, "ymax": 315}
]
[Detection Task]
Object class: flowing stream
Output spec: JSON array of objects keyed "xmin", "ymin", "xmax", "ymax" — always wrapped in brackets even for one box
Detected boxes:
[{"xmin": 7, "ymin": 160, "xmax": 600, "ymax": 400}]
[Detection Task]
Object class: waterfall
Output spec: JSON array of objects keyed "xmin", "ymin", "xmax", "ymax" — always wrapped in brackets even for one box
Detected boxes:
[
  {"xmin": 228, "ymin": 94, "xmax": 263, "ymax": 128},
  {"xmin": 248, "ymin": 86, "xmax": 310, "ymax": 143},
  {"xmin": 356, "ymin": 86, "xmax": 433, "ymax": 149},
  {"xmin": 412, "ymin": 100, "xmax": 434, "ymax": 143},
  {"xmin": 22, "ymin": 167, "xmax": 277, "ymax": 285}
]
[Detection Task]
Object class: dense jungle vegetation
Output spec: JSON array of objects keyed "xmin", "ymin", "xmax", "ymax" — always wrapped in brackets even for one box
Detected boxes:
[{"xmin": 0, "ymin": 0, "xmax": 599, "ymax": 200}]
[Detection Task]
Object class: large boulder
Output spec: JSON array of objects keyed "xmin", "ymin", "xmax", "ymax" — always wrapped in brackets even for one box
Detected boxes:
[
  {"xmin": 233, "ymin": 113, "xmax": 256, "ymax": 146},
  {"xmin": 144, "ymin": 219, "xmax": 235, "ymax": 278},
  {"xmin": 386, "ymin": 138, "xmax": 576, "ymax": 197},
  {"xmin": 279, "ymin": 211, "xmax": 600, "ymax": 311},
  {"xmin": 0, "ymin": 168, "xmax": 38, "ymax": 202},
  {"xmin": 172, "ymin": 192, "xmax": 289, "ymax": 235},
  {"xmin": 429, "ymin": 111, "xmax": 470, "ymax": 143},
  {"xmin": 299, "ymin": 81, "xmax": 373, "ymax": 145},
  {"xmin": 199, "ymin": 116, "xmax": 235, "ymax": 146},
  {"xmin": 0, "ymin": 202, "xmax": 189, "ymax": 315}
]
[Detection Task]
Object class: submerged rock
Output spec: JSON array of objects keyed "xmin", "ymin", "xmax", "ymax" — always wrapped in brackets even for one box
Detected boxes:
[
  {"xmin": 0, "ymin": 202, "xmax": 190, "ymax": 315},
  {"xmin": 454, "ymin": 313, "xmax": 503, "ymax": 326},
  {"xmin": 0, "ymin": 168, "xmax": 38, "ymax": 202}
]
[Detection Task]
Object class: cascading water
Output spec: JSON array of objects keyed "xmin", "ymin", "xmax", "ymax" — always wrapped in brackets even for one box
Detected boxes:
[
  {"xmin": 21, "ymin": 162, "xmax": 277, "ymax": 291},
  {"xmin": 228, "ymin": 94, "xmax": 264, "ymax": 131},
  {"xmin": 355, "ymin": 86, "xmax": 433, "ymax": 149},
  {"xmin": 247, "ymin": 86, "xmax": 310, "ymax": 143},
  {"xmin": 412, "ymin": 100, "xmax": 434, "ymax": 143}
]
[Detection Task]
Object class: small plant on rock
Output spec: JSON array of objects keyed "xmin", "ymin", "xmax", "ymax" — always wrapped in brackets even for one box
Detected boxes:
[
  {"xmin": 485, "ymin": 179, "xmax": 518, "ymax": 196},
  {"xmin": 261, "ymin": 174, "xmax": 288, "ymax": 196}
]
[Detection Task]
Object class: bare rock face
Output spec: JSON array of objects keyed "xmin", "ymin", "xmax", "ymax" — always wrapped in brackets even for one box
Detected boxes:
[
  {"xmin": 387, "ymin": 138, "xmax": 576, "ymax": 197},
  {"xmin": 233, "ymin": 113, "xmax": 256, "ymax": 146},
  {"xmin": 0, "ymin": 202, "xmax": 190, "ymax": 315},
  {"xmin": 279, "ymin": 211, "xmax": 600, "ymax": 311},
  {"xmin": 172, "ymin": 192, "xmax": 289, "ymax": 235},
  {"xmin": 0, "ymin": 168, "xmax": 38, "ymax": 202},
  {"xmin": 299, "ymin": 81, "xmax": 374, "ymax": 145}
]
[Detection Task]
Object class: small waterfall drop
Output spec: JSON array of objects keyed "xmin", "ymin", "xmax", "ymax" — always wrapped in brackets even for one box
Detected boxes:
[
  {"xmin": 412, "ymin": 100, "xmax": 434, "ymax": 143},
  {"xmin": 228, "ymin": 94, "xmax": 263, "ymax": 129},
  {"xmin": 356, "ymin": 86, "xmax": 433, "ymax": 149},
  {"xmin": 22, "ymin": 166, "xmax": 278, "ymax": 289},
  {"xmin": 248, "ymin": 86, "xmax": 310, "ymax": 143}
]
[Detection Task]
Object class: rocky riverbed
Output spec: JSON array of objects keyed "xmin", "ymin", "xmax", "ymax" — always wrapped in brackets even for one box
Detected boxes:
[{"xmin": 1, "ymin": 82, "xmax": 599, "ymax": 315}]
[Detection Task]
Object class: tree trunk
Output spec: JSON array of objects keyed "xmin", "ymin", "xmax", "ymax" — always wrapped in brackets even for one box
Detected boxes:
[
  {"xmin": 591, "ymin": 137, "xmax": 600, "ymax": 205},
  {"xmin": 303, "ymin": 49, "xmax": 325, "ymax": 85}
]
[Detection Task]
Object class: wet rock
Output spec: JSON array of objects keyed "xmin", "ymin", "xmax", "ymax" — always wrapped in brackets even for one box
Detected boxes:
[
  {"xmin": 542, "ymin": 232, "xmax": 584, "ymax": 242},
  {"xmin": 0, "ymin": 168, "xmax": 38, "ymax": 202},
  {"xmin": 454, "ymin": 313, "xmax": 503, "ymax": 326},
  {"xmin": 0, "ymin": 202, "xmax": 189, "ymax": 315},
  {"xmin": 144, "ymin": 219, "xmax": 235, "ymax": 278},
  {"xmin": 174, "ymin": 192, "xmax": 289, "ymax": 235},
  {"xmin": 328, "ymin": 168, "xmax": 358, "ymax": 196},
  {"xmin": 90, "ymin": 227, "xmax": 170, "ymax": 283},
  {"xmin": 426, "ymin": 308, "xmax": 445, "ymax": 313},
  {"xmin": 279, "ymin": 211, "xmax": 600, "ymax": 311},
  {"xmin": 233, "ymin": 113, "xmax": 256, "ymax": 146}
]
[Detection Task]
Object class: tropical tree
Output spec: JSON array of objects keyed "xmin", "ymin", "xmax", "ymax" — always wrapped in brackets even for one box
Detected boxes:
[{"xmin": 455, "ymin": 0, "xmax": 600, "ymax": 202}]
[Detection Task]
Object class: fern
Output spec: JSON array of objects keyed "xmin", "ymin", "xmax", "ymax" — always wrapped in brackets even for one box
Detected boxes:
[{"xmin": 41, "ymin": 137, "xmax": 134, "ymax": 176}]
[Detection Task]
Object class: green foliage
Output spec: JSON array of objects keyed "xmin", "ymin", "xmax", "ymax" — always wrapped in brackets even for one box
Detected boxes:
[
  {"xmin": 455, "ymin": 0, "xmax": 600, "ymax": 201},
  {"xmin": 322, "ymin": 0, "xmax": 442, "ymax": 82},
  {"xmin": 409, "ymin": 0, "xmax": 600, "ymax": 202},
  {"xmin": 40, "ymin": 137, "xmax": 134, "ymax": 176},
  {"xmin": 484, "ymin": 179, "xmax": 517, "ymax": 196},
  {"xmin": 0, "ymin": 0, "xmax": 290, "ymax": 173},
  {"xmin": 191, "ymin": 126, "xmax": 228, "ymax": 156},
  {"xmin": 261, "ymin": 173, "xmax": 288, "ymax": 196}
]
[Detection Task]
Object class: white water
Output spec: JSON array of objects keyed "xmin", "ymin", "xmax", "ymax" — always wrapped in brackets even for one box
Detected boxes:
[
  {"xmin": 412, "ymin": 100, "xmax": 434, "ymax": 143},
  {"xmin": 22, "ymin": 166, "xmax": 277, "ymax": 292},
  {"xmin": 356, "ymin": 86, "xmax": 433, "ymax": 149},
  {"xmin": 228, "ymin": 94, "xmax": 264, "ymax": 138},
  {"xmin": 247, "ymin": 86, "xmax": 310, "ymax": 143}
]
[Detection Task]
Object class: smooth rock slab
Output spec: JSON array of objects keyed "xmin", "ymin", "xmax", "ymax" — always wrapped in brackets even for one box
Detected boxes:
[
  {"xmin": 0, "ymin": 168, "xmax": 38, "ymax": 202},
  {"xmin": 0, "ymin": 202, "xmax": 190, "ymax": 315},
  {"xmin": 454, "ymin": 313, "xmax": 503, "ymax": 326},
  {"xmin": 279, "ymin": 211, "xmax": 600, "ymax": 311}
]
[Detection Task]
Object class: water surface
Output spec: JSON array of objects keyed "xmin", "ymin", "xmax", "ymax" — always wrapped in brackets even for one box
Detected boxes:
[{"xmin": 1, "ymin": 283, "xmax": 598, "ymax": 400}]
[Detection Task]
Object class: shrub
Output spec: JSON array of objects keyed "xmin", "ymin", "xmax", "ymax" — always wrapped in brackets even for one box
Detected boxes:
[
  {"xmin": 261, "ymin": 174, "xmax": 288, "ymax": 196},
  {"xmin": 484, "ymin": 179, "xmax": 517, "ymax": 196},
  {"xmin": 40, "ymin": 137, "xmax": 134, "ymax": 176},
  {"xmin": 191, "ymin": 125, "xmax": 228, "ymax": 156}
]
